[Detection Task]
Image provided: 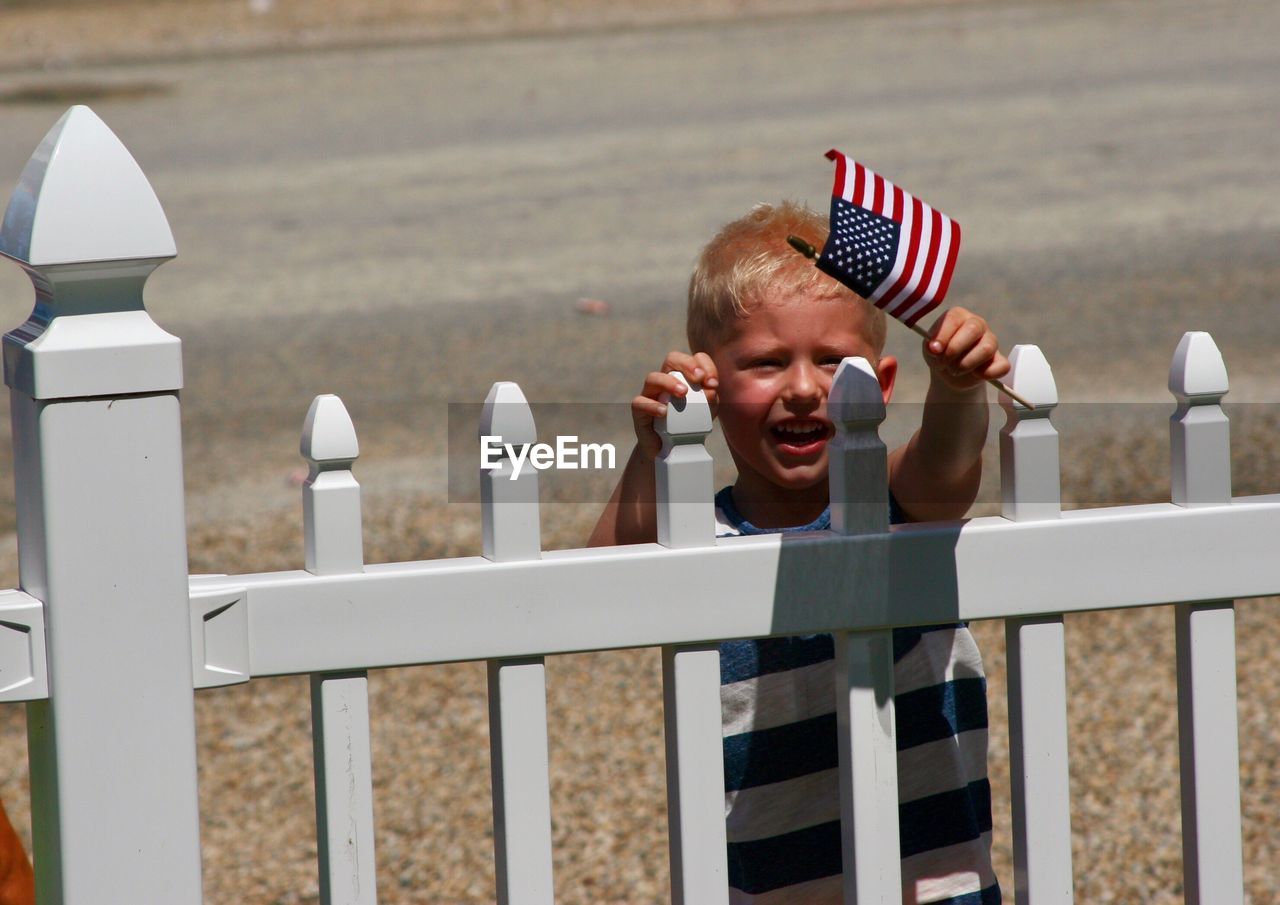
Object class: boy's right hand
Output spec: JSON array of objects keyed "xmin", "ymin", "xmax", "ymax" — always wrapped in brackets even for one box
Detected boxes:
[{"xmin": 632, "ymin": 351, "xmax": 719, "ymax": 460}]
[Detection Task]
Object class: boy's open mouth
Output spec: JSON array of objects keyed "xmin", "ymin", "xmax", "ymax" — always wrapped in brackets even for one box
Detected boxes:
[{"xmin": 770, "ymin": 419, "xmax": 832, "ymax": 455}]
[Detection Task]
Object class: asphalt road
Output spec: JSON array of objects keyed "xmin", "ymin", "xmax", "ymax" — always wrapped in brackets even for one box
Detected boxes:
[{"xmin": 0, "ymin": 0, "xmax": 1277, "ymax": 513}]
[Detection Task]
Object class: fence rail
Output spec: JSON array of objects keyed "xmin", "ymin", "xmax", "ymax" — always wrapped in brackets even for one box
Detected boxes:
[{"xmin": 0, "ymin": 106, "xmax": 1259, "ymax": 904}]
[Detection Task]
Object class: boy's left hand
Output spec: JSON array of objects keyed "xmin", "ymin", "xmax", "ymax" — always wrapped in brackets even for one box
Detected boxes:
[{"xmin": 922, "ymin": 307, "xmax": 1011, "ymax": 393}]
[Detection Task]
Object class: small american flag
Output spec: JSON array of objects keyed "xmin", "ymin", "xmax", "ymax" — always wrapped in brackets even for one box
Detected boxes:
[{"xmin": 816, "ymin": 149, "xmax": 961, "ymax": 328}]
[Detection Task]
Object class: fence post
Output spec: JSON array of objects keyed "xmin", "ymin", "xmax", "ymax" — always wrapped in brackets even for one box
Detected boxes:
[
  {"xmin": 1167, "ymin": 331, "xmax": 1243, "ymax": 905},
  {"xmin": 654, "ymin": 373, "xmax": 726, "ymax": 905},
  {"xmin": 828, "ymin": 357, "xmax": 900, "ymax": 905},
  {"xmin": 479, "ymin": 382, "xmax": 555, "ymax": 905},
  {"xmin": 0, "ymin": 106, "xmax": 202, "ymax": 902},
  {"xmin": 302, "ymin": 395, "xmax": 378, "ymax": 905},
  {"xmin": 998, "ymin": 345, "xmax": 1074, "ymax": 905}
]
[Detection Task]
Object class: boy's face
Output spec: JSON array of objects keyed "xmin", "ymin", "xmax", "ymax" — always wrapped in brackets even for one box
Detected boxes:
[{"xmin": 709, "ymin": 290, "xmax": 896, "ymax": 499}]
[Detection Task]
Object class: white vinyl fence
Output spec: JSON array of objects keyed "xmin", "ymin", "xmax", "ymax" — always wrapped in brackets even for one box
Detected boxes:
[{"xmin": 0, "ymin": 106, "xmax": 1263, "ymax": 905}]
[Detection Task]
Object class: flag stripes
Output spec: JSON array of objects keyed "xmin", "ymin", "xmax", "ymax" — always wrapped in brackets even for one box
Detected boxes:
[{"xmin": 818, "ymin": 149, "xmax": 961, "ymax": 328}]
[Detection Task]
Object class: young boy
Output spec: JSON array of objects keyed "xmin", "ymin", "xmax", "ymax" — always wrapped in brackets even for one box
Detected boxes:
[{"xmin": 589, "ymin": 201, "xmax": 1008, "ymax": 904}]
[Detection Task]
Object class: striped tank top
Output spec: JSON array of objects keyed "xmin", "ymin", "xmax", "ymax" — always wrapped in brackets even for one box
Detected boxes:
[{"xmin": 715, "ymin": 487, "xmax": 1001, "ymax": 905}]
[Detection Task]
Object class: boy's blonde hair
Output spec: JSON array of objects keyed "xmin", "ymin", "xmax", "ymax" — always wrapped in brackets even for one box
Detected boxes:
[{"xmin": 687, "ymin": 201, "xmax": 887, "ymax": 354}]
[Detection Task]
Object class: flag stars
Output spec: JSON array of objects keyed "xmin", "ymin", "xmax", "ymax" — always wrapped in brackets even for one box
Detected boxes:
[{"xmin": 821, "ymin": 195, "xmax": 906, "ymax": 299}]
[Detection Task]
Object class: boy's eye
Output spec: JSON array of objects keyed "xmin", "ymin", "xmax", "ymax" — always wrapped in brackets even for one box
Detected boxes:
[{"xmin": 749, "ymin": 359, "xmax": 783, "ymax": 369}]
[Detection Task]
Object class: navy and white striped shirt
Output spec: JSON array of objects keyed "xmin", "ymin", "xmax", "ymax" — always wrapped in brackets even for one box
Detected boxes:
[{"xmin": 715, "ymin": 487, "xmax": 1000, "ymax": 905}]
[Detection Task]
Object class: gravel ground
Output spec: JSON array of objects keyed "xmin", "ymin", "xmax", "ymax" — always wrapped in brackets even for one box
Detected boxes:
[{"xmin": 0, "ymin": 2, "xmax": 1277, "ymax": 903}]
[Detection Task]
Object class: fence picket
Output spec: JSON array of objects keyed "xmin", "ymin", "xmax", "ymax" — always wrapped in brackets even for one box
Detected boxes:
[
  {"xmin": 653, "ymin": 373, "xmax": 727, "ymax": 905},
  {"xmin": 999, "ymin": 345, "xmax": 1074, "ymax": 905},
  {"xmin": 828, "ymin": 357, "xmax": 900, "ymax": 905},
  {"xmin": 480, "ymin": 381, "xmax": 556, "ymax": 905},
  {"xmin": 302, "ymin": 395, "xmax": 379, "ymax": 905},
  {"xmin": 1168, "ymin": 332, "xmax": 1244, "ymax": 905}
]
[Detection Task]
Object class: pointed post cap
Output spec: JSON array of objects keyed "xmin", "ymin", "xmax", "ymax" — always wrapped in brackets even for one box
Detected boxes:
[
  {"xmin": 999, "ymin": 344, "xmax": 1058, "ymax": 414},
  {"xmin": 1169, "ymin": 331, "xmax": 1228, "ymax": 401},
  {"xmin": 0, "ymin": 105, "xmax": 175, "ymax": 269},
  {"xmin": 656, "ymin": 371, "xmax": 712, "ymax": 442},
  {"xmin": 480, "ymin": 381, "xmax": 537, "ymax": 448},
  {"xmin": 1, "ymin": 107, "xmax": 182, "ymax": 400},
  {"xmin": 301, "ymin": 395, "xmax": 359, "ymax": 465},
  {"xmin": 829, "ymin": 357, "xmax": 885, "ymax": 426}
]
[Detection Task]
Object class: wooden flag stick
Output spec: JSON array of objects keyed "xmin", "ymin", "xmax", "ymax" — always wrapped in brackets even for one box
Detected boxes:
[{"xmin": 786, "ymin": 236, "xmax": 1035, "ymax": 410}]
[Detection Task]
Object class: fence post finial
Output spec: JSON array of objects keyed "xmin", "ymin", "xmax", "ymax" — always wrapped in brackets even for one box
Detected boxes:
[
  {"xmin": 302, "ymin": 394, "xmax": 360, "ymax": 466},
  {"xmin": 1169, "ymin": 331, "xmax": 1229, "ymax": 402},
  {"xmin": 999, "ymin": 344, "xmax": 1060, "ymax": 521},
  {"xmin": 1169, "ymin": 331, "xmax": 1231, "ymax": 508},
  {"xmin": 1000, "ymin": 344, "xmax": 1058, "ymax": 411},
  {"xmin": 654, "ymin": 372, "xmax": 714, "ymax": 549},
  {"xmin": 828, "ymin": 356, "xmax": 888, "ymax": 536},
  {"xmin": 1, "ymin": 105, "xmax": 175, "ymax": 268},
  {"xmin": 301, "ymin": 394, "xmax": 364, "ymax": 576},
  {"xmin": 1, "ymin": 105, "xmax": 180, "ymax": 400},
  {"xmin": 480, "ymin": 380, "xmax": 541, "ymax": 562}
]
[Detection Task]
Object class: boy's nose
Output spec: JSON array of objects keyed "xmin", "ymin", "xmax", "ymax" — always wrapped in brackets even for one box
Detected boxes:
[{"xmin": 782, "ymin": 362, "xmax": 823, "ymax": 404}]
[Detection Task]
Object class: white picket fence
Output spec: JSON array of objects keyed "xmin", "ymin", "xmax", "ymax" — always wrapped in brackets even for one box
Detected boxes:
[{"xmin": 0, "ymin": 105, "xmax": 1263, "ymax": 905}]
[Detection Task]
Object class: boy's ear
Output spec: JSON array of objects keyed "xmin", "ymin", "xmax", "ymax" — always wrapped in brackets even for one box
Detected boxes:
[{"xmin": 875, "ymin": 355, "xmax": 898, "ymax": 404}]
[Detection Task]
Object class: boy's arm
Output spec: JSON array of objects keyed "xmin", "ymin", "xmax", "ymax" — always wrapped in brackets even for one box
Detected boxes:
[
  {"xmin": 888, "ymin": 308, "xmax": 1009, "ymax": 523},
  {"xmin": 587, "ymin": 353, "xmax": 718, "ymax": 546},
  {"xmin": 587, "ymin": 443, "xmax": 659, "ymax": 546}
]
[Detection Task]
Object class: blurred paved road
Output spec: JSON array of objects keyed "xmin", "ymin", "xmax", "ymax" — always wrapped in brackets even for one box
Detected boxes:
[{"xmin": 0, "ymin": 0, "xmax": 1277, "ymax": 404}]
